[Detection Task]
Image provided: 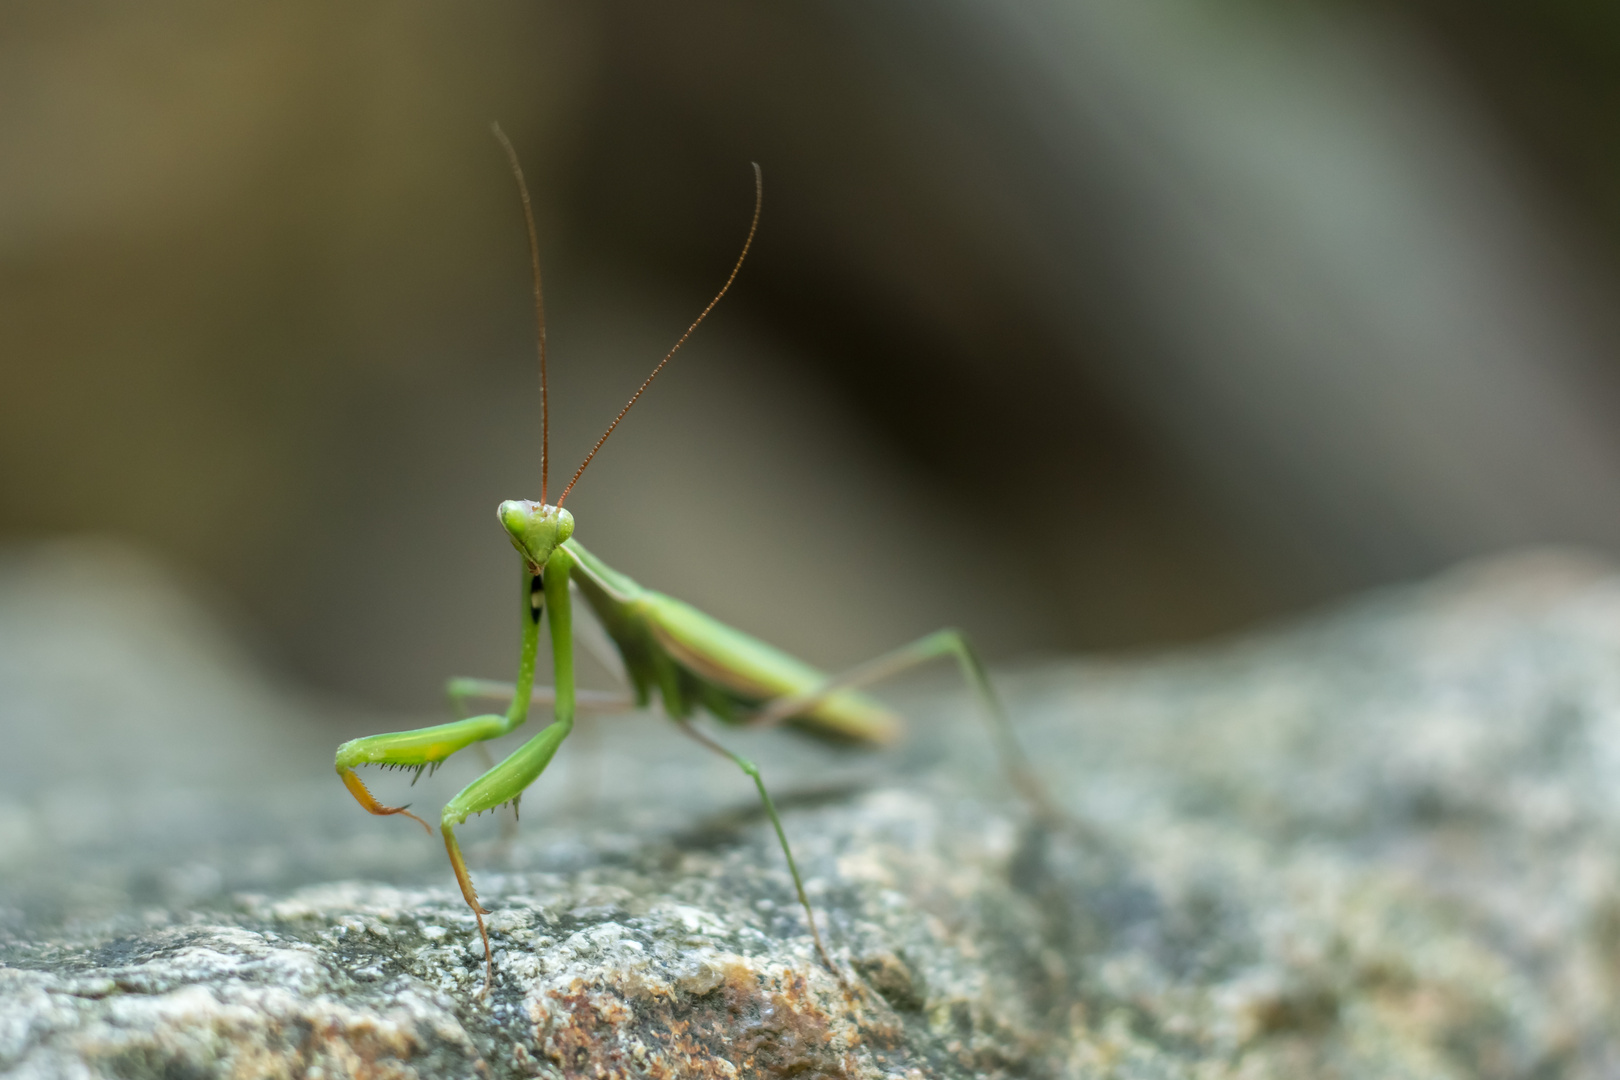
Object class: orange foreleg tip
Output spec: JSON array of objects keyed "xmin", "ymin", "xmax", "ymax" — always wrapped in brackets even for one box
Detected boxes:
[{"xmin": 340, "ymin": 768, "xmax": 432, "ymax": 833}]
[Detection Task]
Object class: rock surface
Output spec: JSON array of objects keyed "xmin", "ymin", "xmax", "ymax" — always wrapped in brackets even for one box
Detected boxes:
[{"xmin": 5, "ymin": 541, "xmax": 1620, "ymax": 1078}]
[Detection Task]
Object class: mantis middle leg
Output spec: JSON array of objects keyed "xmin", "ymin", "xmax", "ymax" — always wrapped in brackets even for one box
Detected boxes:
[
  {"xmin": 445, "ymin": 679, "xmax": 634, "ymax": 718},
  {"xmin": 673, "ymin": 717, "xmax": 841, "ymax": 978}
]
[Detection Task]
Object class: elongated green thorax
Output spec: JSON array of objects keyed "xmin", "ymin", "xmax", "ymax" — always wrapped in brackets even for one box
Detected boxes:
[{"xmin": 499, "ymin": 500, "xmax": 574, "ymax": 571}]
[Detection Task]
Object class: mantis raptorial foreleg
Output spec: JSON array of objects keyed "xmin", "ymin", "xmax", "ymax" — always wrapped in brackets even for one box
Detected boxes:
[
  {"xmin": 457, "ymin": 685, "xmax": 631, "ymax": 816},
  {"xmin": 440, "ymin": 715, "xmax": 571, "ymax": 989},
  {"xmin": 333, "ymin": 572, "xmax": 547, "ymax": 832},
  {"xmin": 335, "ymin": 724, "xmax": 526, "ymax": 831},
  {"xmin": 437, "ymin": 543, "xmax": 577, "ymax": 994},
  {"xmin": 451, "ymin": 635, "xmax": 634, "ymax": 813},
  {"xmin": 469, "ymin": 744, "xmax": 523, "ymax": 845},
  {"xmin": 334, "ymin": 711, "xmax": 527, "ymax": 832},
  {"xmin": 744, "ymin": 628, "xmax": 1062, "ymax": 825}
]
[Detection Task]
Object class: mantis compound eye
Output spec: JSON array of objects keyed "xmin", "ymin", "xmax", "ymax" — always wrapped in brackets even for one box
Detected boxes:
[{"xmin": 497, "ymin": 500, "xmax": 575, "ymax": 567}]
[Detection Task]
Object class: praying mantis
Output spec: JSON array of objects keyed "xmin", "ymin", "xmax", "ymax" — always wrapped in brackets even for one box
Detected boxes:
[{"xmin": 333, "ymin": 127, "xmax": 1056, "ymax": 995}]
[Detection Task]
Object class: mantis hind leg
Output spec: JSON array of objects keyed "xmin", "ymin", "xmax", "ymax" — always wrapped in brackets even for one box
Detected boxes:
[
  {"xmin": 747, "ymin": 629, "xmax": 1062, "ymax": 825},
  {"xmin": 674, "ymin": 719, "xmax": 841, "ymax": 977},
  {"xmin": 440, "ymin": 716, "xmax": 574, "ymax": 995}
]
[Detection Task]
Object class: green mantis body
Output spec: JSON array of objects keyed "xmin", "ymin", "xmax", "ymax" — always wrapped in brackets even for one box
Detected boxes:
[{"xmin": 334, "ymin": 133, "xmax": 1049, "ymax": 995}]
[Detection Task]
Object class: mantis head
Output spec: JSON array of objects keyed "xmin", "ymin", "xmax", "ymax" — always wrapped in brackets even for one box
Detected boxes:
[{"xmin": 499, "ymin": 500, "xmax": 574, "ymax": 571}]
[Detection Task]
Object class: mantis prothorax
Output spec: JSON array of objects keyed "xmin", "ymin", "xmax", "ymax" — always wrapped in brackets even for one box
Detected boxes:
[{"xmin": 334, "ymin": 125, "xmax": 1056, "ymax": 996}]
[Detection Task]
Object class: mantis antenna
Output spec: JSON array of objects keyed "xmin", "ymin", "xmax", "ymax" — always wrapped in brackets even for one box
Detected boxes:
[
  {"xmin": 556, "ymin": 162, "xmax": 763, "ymax": 507},
  {"xmin": 491, "ymin": 122, "xmax": 551, "ymax": 504}
]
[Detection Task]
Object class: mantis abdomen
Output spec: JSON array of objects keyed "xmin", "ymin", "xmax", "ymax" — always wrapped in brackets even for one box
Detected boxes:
[{"xmin": 565, "ymin": 539, "xmax": 901, "ymax": 746}]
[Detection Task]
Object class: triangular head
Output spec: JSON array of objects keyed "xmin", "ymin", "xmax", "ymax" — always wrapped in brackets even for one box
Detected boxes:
[{"xmin": 499, "ymin": 500, "xmax": 574, "ymax": 573}]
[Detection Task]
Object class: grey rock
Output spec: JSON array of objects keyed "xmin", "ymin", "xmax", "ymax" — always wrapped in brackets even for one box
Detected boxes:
[{"xmin": 4, "ymin": 541, "xmax": 1620, "ymax": 1077}]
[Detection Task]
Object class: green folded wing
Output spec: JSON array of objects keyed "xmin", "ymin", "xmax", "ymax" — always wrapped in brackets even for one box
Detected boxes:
[{"xmin": 566, "ymin": 539, "xmax": 900, "ymax": 745}]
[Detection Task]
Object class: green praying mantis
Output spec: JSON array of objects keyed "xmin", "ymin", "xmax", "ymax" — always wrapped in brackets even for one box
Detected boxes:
[{"xmin": 334, "ymin": 127, "xmax": 1056, "ymax": 995}]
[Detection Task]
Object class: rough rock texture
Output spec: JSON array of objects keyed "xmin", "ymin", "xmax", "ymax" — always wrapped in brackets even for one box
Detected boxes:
[{"xmin": 6, "ymin": 541, "xmax": 1620, "ymax": 1078}]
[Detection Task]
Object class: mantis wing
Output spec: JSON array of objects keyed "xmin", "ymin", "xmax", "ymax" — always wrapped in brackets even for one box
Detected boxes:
[{"xmin": 565, "ymin": 539, "xmax": 900, "ymax": 745}]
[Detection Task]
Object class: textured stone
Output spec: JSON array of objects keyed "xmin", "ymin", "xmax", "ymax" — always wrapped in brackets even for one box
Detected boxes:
[{"xmin": 5, "ymin": 542, "xmax": 1620, "ymax": 1077}]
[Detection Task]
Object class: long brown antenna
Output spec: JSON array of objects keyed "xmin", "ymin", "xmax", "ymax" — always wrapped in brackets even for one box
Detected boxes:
[
  {"xmin": 491, "ymin": 122, "xmax": 550, "ymax": 504},
  {"xmin": 557, "ymin": 162, "xmax": 763, "ymax": 507}
]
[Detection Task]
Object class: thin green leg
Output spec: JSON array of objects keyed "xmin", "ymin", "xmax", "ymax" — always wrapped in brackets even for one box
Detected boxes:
[
  {"xmin": 745, "ymin": 628, "xmax": 1062, "ymax": 824},
  {"xmin": 440, "ymin": 544, "xmax": 577, "ymax": 995},
  {"xmin": 446, "ymin": 677, "xmax": 632, "ymax": 719},
  {"xmin": 334, "ymin": 571, "xmax": 547, "ymax": 830},
  {"xmin": 674, "ymin": 718, "xmax": 841, "ymax": 978}
]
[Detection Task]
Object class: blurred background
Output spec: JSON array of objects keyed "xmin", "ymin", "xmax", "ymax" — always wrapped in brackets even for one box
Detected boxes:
[{"xmin": 5, "ymin": 0, "xmax": 1620, "ymax": 715}]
